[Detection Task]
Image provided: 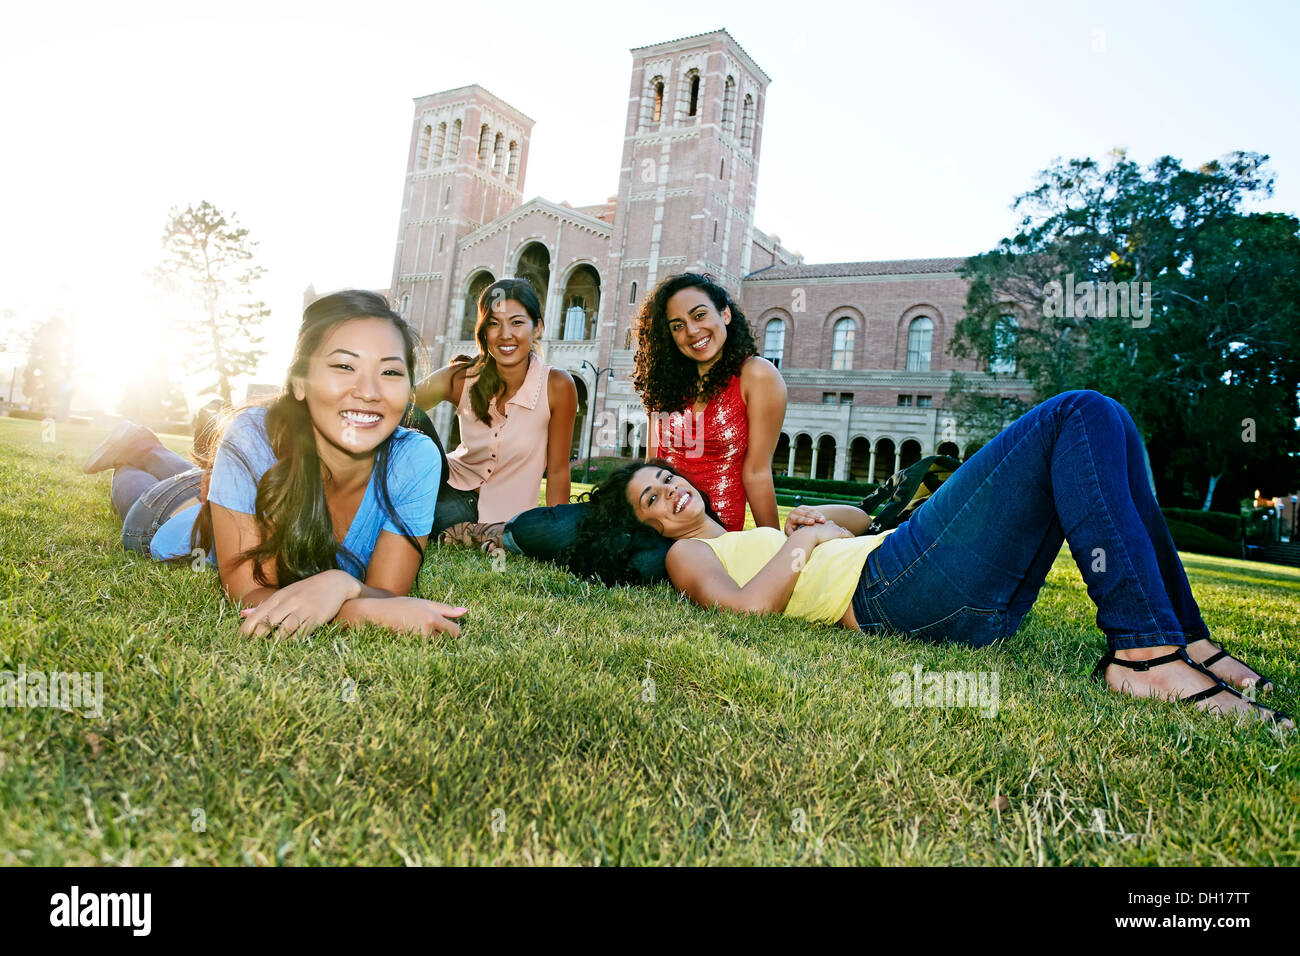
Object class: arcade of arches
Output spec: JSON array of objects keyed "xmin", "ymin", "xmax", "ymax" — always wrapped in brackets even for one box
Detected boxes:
[{"xmin": 772, "ymin": 433, "xmax": 974, "ymax": 483}]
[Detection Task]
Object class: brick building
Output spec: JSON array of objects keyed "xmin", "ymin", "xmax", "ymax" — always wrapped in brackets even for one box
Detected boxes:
[{"xmin": 389, "ymin": 28, "xmax": 1032, "ymax": 484}]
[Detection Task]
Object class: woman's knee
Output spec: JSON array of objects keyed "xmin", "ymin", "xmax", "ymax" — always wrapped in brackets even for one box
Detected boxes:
[
  {"xmin": 1048, "ymin": 389, "xmax": 1126, "ymax": 425},
  {"xmin": 121, "ymin": 528, "xmax": 152, "ymax": 555}
]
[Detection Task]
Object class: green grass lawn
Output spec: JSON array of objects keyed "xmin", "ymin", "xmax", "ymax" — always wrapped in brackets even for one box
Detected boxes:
[{"xmin": 1, "ymin": 417, "xmax": 1297, "ymax": 866}]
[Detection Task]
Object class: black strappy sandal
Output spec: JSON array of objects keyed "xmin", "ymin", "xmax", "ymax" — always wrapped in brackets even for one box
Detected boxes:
[
  {"xmin": 1185, "ymin": 636, "xmax": 1276, "ymax": 693},
  {"xmin": 1091, "ymin": 647, "xmax": 1291, "ymax": 726}
]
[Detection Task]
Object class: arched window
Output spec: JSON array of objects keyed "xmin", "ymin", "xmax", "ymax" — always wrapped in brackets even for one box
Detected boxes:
[
  {"xmin": 687, "ymin": 72, "xmax": 700, "ymax": 117},
  {"xmin": 722, "ymin": 76, "xmax": 736, "ymax": 127},
  {"xmin": 906, "ymin": 316, "xmax": 933, "ymax": 372},
  {"xmin": 400, "ymin": 293, "xmax": 411, "ymax": 318},
  {"xmin": 652, "ymin": 78, "xmax": 664, "ymax": 124},
  {"xmin": 492, "ymin": 132, "xmax": 505, "ymax": 174},
  {"xmin": 831, "ymin": 317, "xmax": 855, "ymax": 370},
  {"xmin": 478, "ymin": 124, "xmax": 491, "ymax": 165},
  {"xmin": 763, "ymin": 318, "xmax": 785, "ymax": 368},
  {"xmin": 443, "ymin": 185, "xmax": 451, "ymax": 207},
  {"xmin": 712, "ymin": 220, "xmax": 718, "ymax": 242},
  {"xmin": 740, "ymin": 94, "xmax": 755, "ymax": 148},
  {"xmin": 720, "ymin": 158, "xmax": 725, "ymax": 179},
  {"xmin": 449, "ymin": 119, "xmax": 461, "ymax": 158},
  {"xmin": 990, "ymin": 314, "xmax": 1017, "ymax": 373},
  {"xmin": 433, "ymin": 122, "xmax": 446, "ymax": 165},
  {"xmin": 629, "ymin": 281, "xmax": 638, "ymax": 304},
  {"xmin": 437, "ymin": 234, "xmax": 445, "ymax": 253},
  {"xmin": 418, "ymin": 124, "xmax": 432, "ymax": 167},
  {"xmin": 507, "ymin": 140, "xmax": 519, "ymax": 181},
  {"xmin": 462, "ymin": 271, "xmax": 495, "ymax": 338}
]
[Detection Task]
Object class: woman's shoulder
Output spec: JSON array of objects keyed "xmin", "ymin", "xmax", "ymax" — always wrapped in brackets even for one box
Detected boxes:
[
  {"xmin": 387, "ymin": 427, "xmax": 437, "ymax": 473},
  {"xmin": 547, "ymin": 364, "xmax": 574, "ymax": 386},
  {"xmin": 739, "ymin": 355, "xmax": 780, "ymax": 385},
  {"xmin": 547, "ymin": 365, "xmax": 577, "ymax": 405},
  {"xmin": 221, "ymin": 405, "xmax": 272, "ymax": 453}
]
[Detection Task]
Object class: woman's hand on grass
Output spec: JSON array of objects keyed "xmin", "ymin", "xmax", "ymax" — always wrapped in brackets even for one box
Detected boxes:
[
  {"xmin": 238, "ymin": 569, "xmax": 359, "ymax": 638},
  {"xmin": 359, "ymin": 597, "xmax": 468, "ymax": 637}
]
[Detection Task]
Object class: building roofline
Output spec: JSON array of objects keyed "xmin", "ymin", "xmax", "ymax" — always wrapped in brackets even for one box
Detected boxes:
[
  {"xmin": 458, "ymin": 195, "xmax": 613, "ymax": 251},
  {"xmin": 630, "ymin": 29, "xmax": 771, "ymax": 84},
  {"xmin": 743, "ymin": 257, "xmax": 971, "ymax": 281},
  {"xmin": 412, "ymin": 84, "xmax": 535, "ymax": 126}
]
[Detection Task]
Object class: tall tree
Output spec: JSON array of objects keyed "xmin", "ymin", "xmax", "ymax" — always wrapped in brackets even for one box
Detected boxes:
[
  {"xmin": 156, "ymin": 201, "xmax": 269, "ymax": 404},
  {"xmin": 948, "ymin": 150, "xmax": 1300, "ymax": 510},
  {"xmin": 21, "ymin": 315, "xmax": 74, "ymax": 415}
]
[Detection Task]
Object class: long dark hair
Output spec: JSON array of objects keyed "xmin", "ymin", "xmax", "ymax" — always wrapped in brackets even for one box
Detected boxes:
[
  {"xmin": 453, "ymin": 277, "xmax": 544, "ymax": 425},
  {"xmin": 193, "ymin": 290, "xmax": 425, "ymax": 587},
  {"xmin": 631, "ymin": 272, "xmax": 758, "ymax": 413},
  {"xmin": 562, "ymin": 458, "xmax": 724, "ymax": 586}
]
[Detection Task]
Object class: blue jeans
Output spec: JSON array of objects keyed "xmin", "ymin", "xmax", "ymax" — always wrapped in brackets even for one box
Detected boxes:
[
  {"xmin": 851, "ymin": 390, "xmax": 1211, "ymax": 651},
  {"xmin": 112, "ymin": 443, "xmax": 202, "ymax": 555},
  {"xmin": 503, "ymin": 502, "xmax": 673, "ymax": 584},
  {"xmin": 432, "ymin": 485, "xmax": 480, "ymax": 537}
]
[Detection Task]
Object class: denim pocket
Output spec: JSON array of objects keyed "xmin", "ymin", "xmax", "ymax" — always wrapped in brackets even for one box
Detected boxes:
[{"xmin": 904, "ymin": 605, "xmax": 1005, "ymax": 648}]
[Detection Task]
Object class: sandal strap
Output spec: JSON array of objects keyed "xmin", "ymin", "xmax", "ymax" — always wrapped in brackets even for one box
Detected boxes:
[
  {"xmin": 1180, "ymin": 684, "xmax": 1232, "ymax": 705},
  {"xmin": 1092, "ymin": 649, "xmax": 1188, "ymax": 677},
  {"xmin": 1093, "ymin": 649, "xmax": 1291, "ymax": 724},
  {"xmin": 1186, "ymin": 639, "xmax": 1276, "ymax": 691}
]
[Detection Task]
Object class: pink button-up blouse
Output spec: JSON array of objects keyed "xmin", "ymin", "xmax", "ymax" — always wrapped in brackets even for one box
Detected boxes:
[{"xmin": 445, "ymin": 352, "xmax": 552, "ymax": 523}]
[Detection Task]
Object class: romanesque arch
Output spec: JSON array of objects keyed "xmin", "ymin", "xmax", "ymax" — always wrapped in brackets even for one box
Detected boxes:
[{"xmin": 461, "ymin": 269, "xmax": 496, "ymax": 339}]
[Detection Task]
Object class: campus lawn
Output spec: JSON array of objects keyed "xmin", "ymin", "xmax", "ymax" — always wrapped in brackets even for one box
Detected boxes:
[{"xmin": 1, "ymin": 417, "xmax": 1297, "ymax": 866}]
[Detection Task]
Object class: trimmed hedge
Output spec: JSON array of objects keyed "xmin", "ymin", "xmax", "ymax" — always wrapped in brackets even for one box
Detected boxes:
[
  {"xmin": 1165, "ymin": 520, "xmax": 1239, "ymax": 558},
  {"xmin": 776, "ymin": 491, "xmax": 866, "ymax": 508},
  {"xmin": 1160, "ymin": 507, "xmax": 1241, "ymax": 541},
  {"xmin": 570, "ymin": 456, "xmax": 635, "ymax": 484},
  {"xmin": 774, "ymin": 475, "xmax": 878, "ymax": 497}
]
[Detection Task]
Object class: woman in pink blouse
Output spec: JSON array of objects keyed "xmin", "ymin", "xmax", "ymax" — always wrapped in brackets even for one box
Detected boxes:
[{"xmin": 414, "ymin": 278, "xmax": 578, "ymax": 543}]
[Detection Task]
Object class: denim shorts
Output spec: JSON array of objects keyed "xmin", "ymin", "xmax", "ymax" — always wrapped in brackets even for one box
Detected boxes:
[{"xmin": 122, "ymin": 468, "xmax": 203, "ymax": 556}]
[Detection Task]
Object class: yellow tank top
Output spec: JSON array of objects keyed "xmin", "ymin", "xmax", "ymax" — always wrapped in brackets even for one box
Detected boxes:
[{"xmin": 697, "ymin": 526, "xmax": 896, "ymax": 625}]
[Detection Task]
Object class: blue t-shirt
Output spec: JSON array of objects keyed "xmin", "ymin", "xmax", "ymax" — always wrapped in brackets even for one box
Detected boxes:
[{"xmin": 151, "ymin": 406, "xmax": 440, "ymax": 579}]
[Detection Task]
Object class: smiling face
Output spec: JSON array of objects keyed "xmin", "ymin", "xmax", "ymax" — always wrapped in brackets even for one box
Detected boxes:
[
  {"xmin": 626, "ymin": 465, "xmax": 707, "ymax": 537},
  {"xmin": 665, "ymin": 287, "xmax": 730, "ymax": 375},
  {"xmin": 482, "ymin": 298, "xmax": 540, "ymax": 372},
  {"xmin": 293, "ymin": 316, "xmax": 412, "ymax": 459}
]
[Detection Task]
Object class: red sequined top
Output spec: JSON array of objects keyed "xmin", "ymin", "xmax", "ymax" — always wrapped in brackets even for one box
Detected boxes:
[{"xmin": 651, "ymin": 362, "xmax": 751, "ymax": 531}]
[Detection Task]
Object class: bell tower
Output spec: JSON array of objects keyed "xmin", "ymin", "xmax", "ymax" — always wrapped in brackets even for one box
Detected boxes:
[
  {"xmin": 596, "ymin": 30, "xmax": 771, "ymax": 425},
  {"xmin": 389, "ymin": 85, "xmax": 533, "ymax": 346}
]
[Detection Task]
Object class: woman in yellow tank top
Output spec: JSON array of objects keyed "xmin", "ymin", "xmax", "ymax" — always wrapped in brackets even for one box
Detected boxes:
[{"xmin": 565, "ymin": 387, "xmax": 1289, "ymax": 729}]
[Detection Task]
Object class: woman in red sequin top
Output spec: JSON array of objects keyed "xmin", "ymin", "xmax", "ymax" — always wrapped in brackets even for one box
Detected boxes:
[{"xmin": 635, "ymin": 273, "xmax": 786, "ymax": 532}]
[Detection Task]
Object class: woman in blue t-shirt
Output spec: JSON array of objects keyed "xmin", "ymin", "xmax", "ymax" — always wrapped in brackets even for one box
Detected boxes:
[{"xmin": 83, "ymin": 290, "xmax": 467, "ymax": 638}]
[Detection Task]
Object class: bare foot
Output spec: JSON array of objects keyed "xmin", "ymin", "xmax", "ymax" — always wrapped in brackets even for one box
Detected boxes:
[
  {"xmin": 1184, "ymin": 639, "xmax": 1274, "ymax": 693},
  {"xmin": 1105, "ymin": 646, "xmax": 1292, "ymax": 729}
]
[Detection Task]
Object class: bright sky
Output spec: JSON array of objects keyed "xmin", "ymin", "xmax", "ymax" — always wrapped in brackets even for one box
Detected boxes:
[{"xmin": 2, "ymin": 0, "xmax": 1298, "ymax": 411}]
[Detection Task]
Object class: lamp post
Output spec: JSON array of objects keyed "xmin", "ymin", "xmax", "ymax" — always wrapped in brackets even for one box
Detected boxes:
[{"xmin": 580, "ymin": 359, "xmax": 614, "ymax": 481}]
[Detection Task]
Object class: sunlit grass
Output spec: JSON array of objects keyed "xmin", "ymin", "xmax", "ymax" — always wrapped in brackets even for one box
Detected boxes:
[{"xmin": 1, "ymin": 417, "xmax": 1297, "ymax": 866}]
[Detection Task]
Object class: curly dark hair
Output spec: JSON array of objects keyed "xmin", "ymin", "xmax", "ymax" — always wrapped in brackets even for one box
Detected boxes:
[
  {"xmin": 631, "ymin": 273, "xmax": 758, "ymax": 413},
  {"xmin": 563, "ymin": 458, "xmax": 723, "ymax": 586}
]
